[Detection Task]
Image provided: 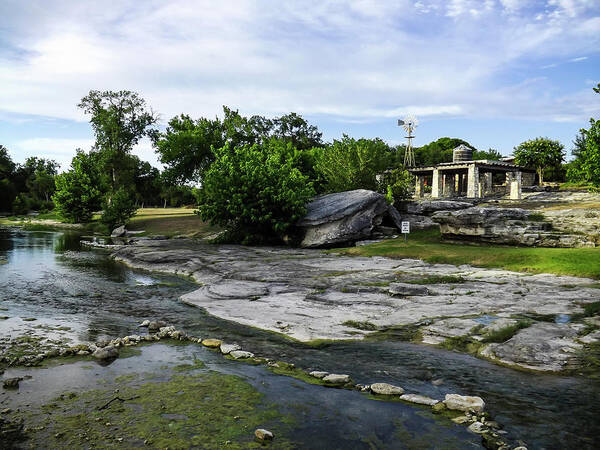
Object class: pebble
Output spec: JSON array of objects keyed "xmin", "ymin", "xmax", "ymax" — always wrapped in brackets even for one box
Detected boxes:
[
  {"xmin": 229, "ymin": 350, "xmax": 254, "ymax": 359},
  {"xmin": 444, "ymin": 394, "xmax": 485, "ymax": 412},
  {"xmin": 220, "ymin": 343, "xmax": 241, "ymax": 355},
  {"xmin": 467, "ymin": 422, "xmax": 486, "ymax": 434},
  {"xmin": 254, "ymin": 428, "xmax": 274, "ymax": 441},
  {"xmin": 2, "ymin": 377, "xmax": 21, "ymax": 389},
  {"xmin": 399, "ymin": 394, "xmax": 438, "ymax": 406},
  {"xmin": 139, "ymin": 320, "xmax": 150, "ymax": 327}
]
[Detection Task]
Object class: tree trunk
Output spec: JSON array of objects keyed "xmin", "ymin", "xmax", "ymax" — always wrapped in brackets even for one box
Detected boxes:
[{"xmin": 538, "ymin": 167, "xmax": 544, "ymax": 185}]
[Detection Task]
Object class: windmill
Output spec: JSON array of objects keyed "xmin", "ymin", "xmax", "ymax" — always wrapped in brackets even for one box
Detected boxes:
[{"xmin": 398, "ymin": 115, "xmax": 418, "ymax": 167}]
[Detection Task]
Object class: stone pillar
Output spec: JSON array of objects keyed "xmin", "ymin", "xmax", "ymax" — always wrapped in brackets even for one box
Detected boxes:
[
  {"xmin": 415, "ymin": 175, "xmax": 425, "ymax": 198},
  {"xmin": 467, "ymin": 165, "xmax": 480, "ymax": 198},
  {"xmin": 509, "ymin": 171, "xmax": 522, "ymax": 200},
  {"xmin": 443, "ymin": 174, "xmax": 455, "ymax": 197},
  {"xmin": 431, "ymin": 169, "xmax": 442, "ymax": 198},
  {"xmin": 484, "ymin": 172, "xmax": 493, "ymax": 196}
]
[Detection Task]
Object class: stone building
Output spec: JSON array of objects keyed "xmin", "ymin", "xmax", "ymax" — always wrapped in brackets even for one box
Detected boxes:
[{"xmin": 408, "ymin": 145, "xmax": 532, "ymax": 200}]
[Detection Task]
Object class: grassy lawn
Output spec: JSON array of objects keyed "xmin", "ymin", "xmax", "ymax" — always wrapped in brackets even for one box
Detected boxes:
[
  {"xmin": 338, "ymin": 229, "xmax": 600, "ymax": 279},
  {"xmin": 128, "ymin": 207, "xmax": 221, "ymax": 238}
]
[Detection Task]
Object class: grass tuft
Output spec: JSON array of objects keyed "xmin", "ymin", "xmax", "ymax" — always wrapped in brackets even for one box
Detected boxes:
[{"xmin": 481, "ymin": 320, "xmax": 532, "ymax": 343}]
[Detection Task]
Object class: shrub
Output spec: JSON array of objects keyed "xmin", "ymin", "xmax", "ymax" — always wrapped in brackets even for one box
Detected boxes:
[
  {"xmin": 100, "ymin": 188, "xmax": 137, "ymax": 231},
  {"xmin": 196, "ymin": 139, "xmax": 315, "ymax": 244}
]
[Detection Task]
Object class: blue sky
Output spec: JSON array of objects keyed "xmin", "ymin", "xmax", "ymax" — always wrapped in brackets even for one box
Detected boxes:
[{"xmin": 0, "ymin": 0, "xmax": 599, "ymax": 170}]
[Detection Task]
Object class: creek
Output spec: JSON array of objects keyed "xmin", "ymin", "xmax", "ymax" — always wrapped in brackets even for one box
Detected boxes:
[{"xmin": 1, "ymin": 229, "xmax": 599, "ymax": 449}]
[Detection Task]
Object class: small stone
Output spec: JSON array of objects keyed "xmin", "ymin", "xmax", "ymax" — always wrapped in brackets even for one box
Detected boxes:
[
  {"xmin": 254, "ymin": 428, "xmax": 274, "ymax": 441},
  {"xmin": 399, "ymin": 394, "xmax": 439, "ymax": 406},
  {"xmin": 322, "ymin": 374, "xmax": 351, "ymax": 384},
  {"xmin": 229, "ymin": 350, "xmax": 254, "ymax": 359},
  {"xmin": 431, "ymin": 378, "xmax": 444, "ymax": 386},
  {"xmin": 452, "ymin": 415, "xmax": 470, "ymax": 424},
  {"xmin": 220, "ymin": 343, "xmax": 241, "ymax": 355},
  {"xmin": 444, "ymin": 394, "xmax": 485, "ymax": 412},
  {"xmin": 3, "ymin": 377, "xmax": 21, "ymax": 389},
  {"xmin": 467, "ymin": 421, "xmax": 486, "ymax": 434},
  {"xmin": 1, "ymin": 408, "xmax": 12, "ymax": 414},
  {"xmin": 202, "ymin": 338, "xmax": 223, "ymax": 348},
  {"xmin": 148, "ymin": 321, "xmax": 167, "ymax": 331},
  {"xmin": 92, "ymin": 345, "xmax": 119, "ymax": 361},
  {"xmin": 370, "ymin": 382, "xmax": 405, "ymax": 395},
  {"xmin": 309, "ymin": 371, "xmax": 329, "ymax": 379},
  {"xmin": 139, "ymin": 320, "xmax": 150, "ymax": 327}
]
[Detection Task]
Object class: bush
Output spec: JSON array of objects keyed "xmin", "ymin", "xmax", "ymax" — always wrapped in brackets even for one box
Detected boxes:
[
  {"xmin": 378, "ymin": 168, "xmax": 414, "ymax": 205},
  {"xmin": 196, "ymin": 139, "xmax": 315, "ymax": 244},
  {"xmin": 100, "ymin": 188, "xmax": 137, "ymax": 231}
]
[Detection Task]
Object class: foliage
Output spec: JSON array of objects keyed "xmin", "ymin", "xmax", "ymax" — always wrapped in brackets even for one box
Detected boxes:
[
  {"xmin": 567, "ymin": 119, "xmax": 600, "ymax": 187},
  {"xmin": 78, "ymin": 90, "xmax": 158, "ymax": 191},
  {"xmin": 411, "ymin": 137, "xmax": 474, "ymax": 166},
  {"xmin": 378, "ymin": 167, "xmax": 414, "ymax": 205},
  {"xmin": 153, "ymin": 107, "xmax": 323, "ymax": 184},
  {"xmin": 473, "ymin": 148, "xmax": 502, "ymax": 160},
  {"xmin": 151, "ymin": 114, "xmax": 224, "ymax": 183},
  {"xmin": 0, "ymin": 145, "xmax": 17, "ymax": 211},
  {"xmin": 196, "ymin": 139, "xmax": 315, "ymax": 244},
  {"xmin": 316, "ymin": 135, "xmax": 393, "ymax": 193},
  {"xmin": 481, "ymin": 320, "xmax": 532, "ymax": 343},
  {"xmin": 53, "ymin": 150, "xmax": 103, "ymax": 223},
  {"xmin": 100, "ymin": 187, "xmax": 138, "ymax": 230},
  {"xmin": 513, "ymin": 137, "xmax": 565, "ymax": 185}
]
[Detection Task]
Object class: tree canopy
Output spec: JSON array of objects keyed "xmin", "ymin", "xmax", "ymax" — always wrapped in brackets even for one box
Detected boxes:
[{"xmin": 513, "ymin": 137, "xmax": 565, "ymax": 185}]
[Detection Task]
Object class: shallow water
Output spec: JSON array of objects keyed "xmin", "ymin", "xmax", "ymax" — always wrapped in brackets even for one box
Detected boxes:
[{"xmin": 1, "ymin": 229, "xmax": 599, "ymax": 449}]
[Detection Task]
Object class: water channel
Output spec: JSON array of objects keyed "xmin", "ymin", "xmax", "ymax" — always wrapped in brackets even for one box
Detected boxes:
[{"xmin": 1, "ymin": 229, "xmax": 599, "ymax": 449}]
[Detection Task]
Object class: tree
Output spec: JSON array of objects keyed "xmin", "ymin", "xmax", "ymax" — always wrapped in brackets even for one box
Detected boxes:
[
  {"xmin": 151, "ymin": 114, "xmax": 224, "ymax": 183},
  {"xmin": 196, "ymin": 139, "xmax": 315, "ymax": 244},
  {"xmin": 53, "ymin": 150, "xmax": 103, "ymax": 223},
  {"xmin": 513, "ymin": 137, "xmax": 565, "ymax": 185},
  {"xmin": 100, "ymin": 187, "xmax": 137, "ymax": 230},
  {"xmin": 411, "ymin": 137, "xmax": 474, "ymax": 166},
  {"xmin": 315, "ymin": 136, "xmax": 393, "ymax": 193},
  {"xmin": 567, "ymin": 83, "xmax": 600, "ymax": 187},
  {"xmin": 153, "ymin": 107, "xmax": 323, "ymax": 184},
  {"xmin": 78, "ymin": 90, "xmax": 158, "ymax": 192},
  {"xmin": 473, "ymin": 148, "xmax": 502, "ymax": 160},
  {"xmin": 0, "ymin": 146, "xmax": 17, "ymax": 211}
]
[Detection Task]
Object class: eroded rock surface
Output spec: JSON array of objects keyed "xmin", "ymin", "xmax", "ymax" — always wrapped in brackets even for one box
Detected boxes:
[{"xmin": 111, "ymin": 239, "xmax": 600, "ymax": 372}]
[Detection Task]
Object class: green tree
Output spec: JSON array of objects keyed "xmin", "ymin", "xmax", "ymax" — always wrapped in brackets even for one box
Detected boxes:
[
  {"xmin": 197, "ymin": 139, "xmax": 315, "ymax": 244},
  {"xmin": 100, "ymin": 187, "xmax": 137, "ymax": 230},
  {"xmin": 53, "ymin": 150, "xmax": 103, "ymax": 223},
  {"xmin": 315, "ymin": 136, "xmax": 393, "ymax": 193},
  {"xmin": 411, "ymin": 137, "xmax": 474, "ymax": 166},
  {"xmin": 151, "ymin": 114, "xmax": 224, "ymax": 183},
  {"xmin": 78, "ymin": 90, "xmax": 158, "ymax": 191},
  {"xmin": 473, "ymin": 148, "xmax": 502, "ymax": 160},
  {"xmin": 513, "ymin": 137, "xmax": 565, "ymax": 185},
  {"xmin": 0, "ymin": 145, "xmax": 17, "ymax": 211},
  {"xmin": 567, "ymin": 83, "xmax": 600, "ymax": 187}
]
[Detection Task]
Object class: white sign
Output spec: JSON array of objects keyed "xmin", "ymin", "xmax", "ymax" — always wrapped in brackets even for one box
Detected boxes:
[{"xmin": 401, "ymin": 221, "xmax": 410, "ymax": 234}]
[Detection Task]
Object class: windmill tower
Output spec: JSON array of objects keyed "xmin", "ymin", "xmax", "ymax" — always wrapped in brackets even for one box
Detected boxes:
[{"xmin": 398, "ymin": 115, "xmax": 418, "ymax": 167}]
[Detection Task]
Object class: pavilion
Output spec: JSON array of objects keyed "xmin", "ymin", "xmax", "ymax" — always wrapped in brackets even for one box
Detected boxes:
[{"xmin": 408, "ymin": 145, "xmax": 531, "ymax": 200}]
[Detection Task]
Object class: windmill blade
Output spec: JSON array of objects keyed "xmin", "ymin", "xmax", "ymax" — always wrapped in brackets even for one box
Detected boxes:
[{"xmin": 397, "ymin": 119, "xmax": 405, "ymax": 126}]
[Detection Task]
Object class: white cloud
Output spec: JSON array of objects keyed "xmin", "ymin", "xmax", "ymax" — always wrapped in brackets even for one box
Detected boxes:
[
  {"xmin": 0, "ymin": 0, "xmax": 598, "ymax": 133},
  {"xmin": 13, "ymin": 138, "xmax": 94, "ymax": 170}
]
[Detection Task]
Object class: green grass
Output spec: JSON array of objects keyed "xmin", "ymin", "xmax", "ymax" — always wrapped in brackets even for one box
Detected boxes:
[
  {"xmin": 407, "ymin": 275, "xmax": 466, "ymax": 285},
  {"xmin": 342, "ymin": 320, "xmax": 378, "ymax": 331},
  {"xmin": 583, "ymin": 301, "xmax": 600, "ymax": 317},
  {"xmin": 481, "ymin": 320, "xmax": 533, "ymax": 343},
  {"xmin": 337, "ymin": 229, "xmax": 600, "ymax": 279},
  {"xmin": 127, "ymin": 208, "xmax": 220, "ymax": 238}
]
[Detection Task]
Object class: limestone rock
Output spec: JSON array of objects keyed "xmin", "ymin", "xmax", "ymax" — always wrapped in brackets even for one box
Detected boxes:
[
  {"xmin": 451, "ymin": 415, "xmax": 470, "ymax": 424},
  {"xmin": 322, "ymin": 373, "xmax": 351, "ymax": 384},
  {"xmin": 388, "ymin": 283, "xmax": 429, "ymax": 297},
  {"xmin": 406, "ymin": 200, "xmax": 474, "ymax": 215},
  {"xmin": 229, "ymin": 350, "xmax": 254, "ymax": 359},
  {"xmin": 201, "ymin": 338, "xmax": 223, "ymax": 348},
  {"xmin": 432, "ymin": 207, "xmax": 595, "ymax": 248},
  {"xmin": 467, "ymin": 421, "xmax": 486, "ymax": 434},
  {"xmin": 2, "ymin": 378, "xmax": 21, "ymax": 389},
  {"xmin": 578, "ymin": 330, "xmax": 600, "ymax": 344},
  {"xmin": 481, "ymin": 322, "xmax": 582, "ymax": 372},
  {"xmin": 254, "ymin": 429, "xmax": 274, "ymax": 441},
  {"xmin": 220, "ymin": 343, "xmax": 241, "ymax": 355},
  {"xmin": 370, "ymin": 382, "xmax": 405, "ymax": 395},
  {"xmin": 148, "ymin": 320, "xmax": 166, "ymax": 331},
  {"xmin": 444, "ymin": 394, "xmax": 485, "ymax": 412},
  {"xmin": 139, "ymin": 320, "xmax": 150, "ymax": 327},
  {"xmin": 298, "ymin": 189, "xmax": 403, "ymax": 248},
  {"xmin": 399, "ymin": 394, "xmax": 438, "ymax": 405},
  {"xmin": 111, "ymin": 225, "xmax": 126, "ymax": 237},
  {"xmin": 92, "ymin": 345, "xmax": 119, "ymax": 361},
  {"xmin": 309, "ymin": 371, "xmax": 329, "ymax": 379}
]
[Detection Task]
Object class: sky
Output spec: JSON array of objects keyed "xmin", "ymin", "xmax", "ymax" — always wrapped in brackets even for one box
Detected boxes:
[{"xmin": 0, "ymin": 0, "xmax": 599, "ymax": 170}]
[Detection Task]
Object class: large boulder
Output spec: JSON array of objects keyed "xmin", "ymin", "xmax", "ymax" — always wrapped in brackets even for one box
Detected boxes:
[
  {"xmin": 297, "ymin": 190, "xmax": 402, "ymax": 248},
  {"xmin": 432, "ymin": 207, "xmax": 595, "ymax": 247}
]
